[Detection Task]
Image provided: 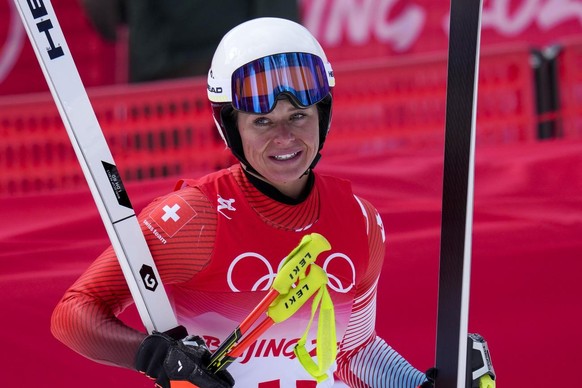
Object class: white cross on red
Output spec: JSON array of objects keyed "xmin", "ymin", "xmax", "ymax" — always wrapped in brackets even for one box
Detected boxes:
[{"xmin": 161, "ymin": 204, "xmax": 181, "ymax": 222}]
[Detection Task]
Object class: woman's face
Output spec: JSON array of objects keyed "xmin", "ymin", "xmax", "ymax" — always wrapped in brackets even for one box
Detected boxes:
[{"xmin": 236, "ymin": 98, "xmax": 320, "ymax": 198}]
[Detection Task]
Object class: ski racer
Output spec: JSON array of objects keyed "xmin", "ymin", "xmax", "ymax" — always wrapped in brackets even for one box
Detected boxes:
[{"xmin": 51, "ymin": 17, "xmax": 493, "ymax": 388}]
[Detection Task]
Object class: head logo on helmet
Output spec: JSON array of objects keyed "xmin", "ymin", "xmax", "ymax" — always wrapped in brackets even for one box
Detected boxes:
[
  {"xmin": 207, "ymin": 85, "xmax": 223, "ymax": 94},
  {"xmin": 207, "ymin": 17, "xmax": 334, "ymax": 174}
]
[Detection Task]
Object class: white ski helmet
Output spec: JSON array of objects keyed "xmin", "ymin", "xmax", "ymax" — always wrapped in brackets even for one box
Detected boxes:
[{"xmin": 207, "ymin": 17, "xmax": 335, "ymax": 172}]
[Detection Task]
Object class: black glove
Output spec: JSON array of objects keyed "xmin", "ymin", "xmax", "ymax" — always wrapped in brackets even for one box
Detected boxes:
[
  {"xmin": 135, "ymin": 328, "xmax": 234, "ymax": 388},
  {"xmin": 418, "ymin": 367, "xmax": 437, "ymax": 388}
]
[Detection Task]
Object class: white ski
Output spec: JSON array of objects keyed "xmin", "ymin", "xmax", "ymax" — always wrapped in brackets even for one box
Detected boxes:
[
  {"xmin": 14, "ymin": 0, "xmax": 179, "ymax": 334},
  {"xmin": 435, "ymin": 0, "xmax": 484, "ymax": 387}
]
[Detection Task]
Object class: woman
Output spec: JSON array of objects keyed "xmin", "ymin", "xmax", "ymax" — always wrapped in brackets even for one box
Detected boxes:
[{"xmin": 51, "ymin": 17, "xmax": 430, "ymax": 388}]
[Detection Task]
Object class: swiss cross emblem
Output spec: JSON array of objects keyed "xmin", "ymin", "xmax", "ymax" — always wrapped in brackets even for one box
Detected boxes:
[{"xmin": 149, "ymin": 194, "xmax": 196, "ymax": 237}]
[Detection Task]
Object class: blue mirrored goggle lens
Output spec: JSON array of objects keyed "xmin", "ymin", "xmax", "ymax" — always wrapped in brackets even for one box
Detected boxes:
[{"xmin": 231, "ymin": 52, "xmax": 330, "ymax": 114}]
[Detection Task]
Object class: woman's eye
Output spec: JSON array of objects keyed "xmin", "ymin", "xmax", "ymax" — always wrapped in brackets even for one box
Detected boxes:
[
  {"xmin": 291, "ymin": 113, "xmax": 306, "ymax": 121},
  {"xmin": 253, "ymin": 117, "xmax": 270, "ymax": 126}
]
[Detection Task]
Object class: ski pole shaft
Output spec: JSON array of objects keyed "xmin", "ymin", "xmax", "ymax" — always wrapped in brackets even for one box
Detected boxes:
[
  {"xmin": 207, "ymin": 289, "xmax": 279, "ymax": 372},
  {"xmin": 239, "ymin": 289, "xmax": 279, "ymax": 333},
  {"xmin": 223, "ymin": 317, "xmax": 275, "ymax": 359}
]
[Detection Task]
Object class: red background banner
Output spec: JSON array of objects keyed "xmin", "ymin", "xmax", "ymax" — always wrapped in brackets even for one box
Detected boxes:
[
  {"xmin": 304, "ymin": 0, "xmax": 582, "ymax": 59},
  {"xmin": 1, "ymin": 0, "xmax": 581, "ymax": 386},
  {"xmin": 1, "ymin": 139, "xmax": 581, "ymax": 387},
  {"xmin": 1, "ymin": 0, "xmax": 582, "ymax": 95}
]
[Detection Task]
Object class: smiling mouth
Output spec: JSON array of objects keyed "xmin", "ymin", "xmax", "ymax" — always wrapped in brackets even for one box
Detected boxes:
[{"xmin": 272, "ymin": 151, "xmax": 300, "ymax": 161}]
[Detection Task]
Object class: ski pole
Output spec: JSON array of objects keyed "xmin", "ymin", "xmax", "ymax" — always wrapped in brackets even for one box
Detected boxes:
[
  {"xmin": 207, "ymin": 233, "xmax": 331, "ymax": 372},
  {"xmin": 226, "ymin": 263, "xmax": 330, "ymax": 359}
]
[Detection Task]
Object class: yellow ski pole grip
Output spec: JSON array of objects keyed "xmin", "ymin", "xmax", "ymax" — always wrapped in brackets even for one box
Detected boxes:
[
  {"xmin": 268, "ymin": 264, "xmax": 329, "ymax": 323},
  {"xmin": 271, "ymin": 233, "xmax": 331, "ymax": 295}
]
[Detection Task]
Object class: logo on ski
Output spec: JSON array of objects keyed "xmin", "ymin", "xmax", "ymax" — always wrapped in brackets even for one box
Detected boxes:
[
  {"xmin": 102, "ymin": 161, "xmax": 132, "ymax": 209},
  {"xmin": 24, "ymin": 0, "xmax": 64, "ymax": 60},
  {"xmin": 139, "ymin": 265, "xmax": 158, "ymax": 291}
]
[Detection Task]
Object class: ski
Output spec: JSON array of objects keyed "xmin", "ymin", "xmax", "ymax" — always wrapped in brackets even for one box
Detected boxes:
[
  {"xmin": 14, "ymin": 0, "xmax": 179, "ymax": 334},
  {"xmin": 434, "ymin": 0, "xmax": 484, "ymax": 387}
]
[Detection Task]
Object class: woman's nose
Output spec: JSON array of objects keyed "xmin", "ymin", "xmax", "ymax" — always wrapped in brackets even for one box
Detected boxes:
[{"xmin": 272, "ymin": 122, "xmax": 295, "ymax": 143}]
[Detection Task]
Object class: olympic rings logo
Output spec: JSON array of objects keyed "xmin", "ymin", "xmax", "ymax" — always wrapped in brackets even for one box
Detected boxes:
[
  {"xmin": 322, "ymin": 253, "xmax": 356, "ymax": 294},
  {"xmin": 227, "ymin": 251, "xmax": 356, "ymax": 294},
  {"xmin": 227, "ymin": 252, "xmax": 277, "ymax": 292}
]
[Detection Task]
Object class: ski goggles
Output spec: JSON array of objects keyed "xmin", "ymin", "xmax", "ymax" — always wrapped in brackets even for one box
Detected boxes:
[{"xmin": 231, "ymin": 52, "xmax": 332, "ymax": 114}]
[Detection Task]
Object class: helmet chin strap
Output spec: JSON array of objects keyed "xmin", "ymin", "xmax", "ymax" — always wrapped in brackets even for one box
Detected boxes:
[{"xmin": 307, "ymin": 152, "xmax": 322, "ymax": 175}]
